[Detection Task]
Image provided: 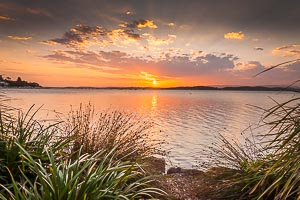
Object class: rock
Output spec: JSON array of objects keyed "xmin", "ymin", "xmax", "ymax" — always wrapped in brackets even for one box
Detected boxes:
[
  {"xmin": 167, "ymin": 167, "xmax": 182, "ymax": 174},
  {"xmin": 142, "ymin": 156, "xmax": 166, "ymax": 175},
  {"xmin": 157, "ymin": 168, "xmax": 207, "ymax": 200}
]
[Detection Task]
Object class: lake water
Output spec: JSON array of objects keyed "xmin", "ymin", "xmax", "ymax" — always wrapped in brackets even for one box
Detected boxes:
[{"xmin": 2, "ymin": 88, "xmax": 299, "ymax": 168}]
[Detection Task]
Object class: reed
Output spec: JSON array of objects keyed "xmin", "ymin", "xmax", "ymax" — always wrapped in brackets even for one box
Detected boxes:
[
  {"xmin": 199, "ymin": 98, "xmax": 300, "ymax": 199},
  {"xmin": 63, "ymin": 103, "xmax": 165, "ymax": 161}
]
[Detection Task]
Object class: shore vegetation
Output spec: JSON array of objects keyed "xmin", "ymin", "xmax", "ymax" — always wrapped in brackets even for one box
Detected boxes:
[{"xmin": 0, "ymin": 96, "xmax": 165, "ymax": 199}]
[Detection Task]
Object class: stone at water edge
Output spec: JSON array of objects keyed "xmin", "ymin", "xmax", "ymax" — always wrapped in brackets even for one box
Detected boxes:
[{"xmin": 167, "ymin": 167, "xmax": 182, "ymax": 174}]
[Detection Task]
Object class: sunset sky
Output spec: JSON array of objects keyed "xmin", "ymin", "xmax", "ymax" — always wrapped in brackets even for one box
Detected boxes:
[{"xmin": 0, "ymin": 0, "xmax": 300, "ymax": 87}]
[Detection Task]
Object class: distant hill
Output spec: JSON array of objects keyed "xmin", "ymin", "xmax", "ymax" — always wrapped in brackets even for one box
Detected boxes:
[
  {"xmin": 0, "ymin": 75, "xmax": 41, "ymax": 88},
  {"xmin": 222, "ymin": 86, "xmax": 299, "ymax": 92},
  {"xmin": 163, "ymin": 86, "xmax": 299, "ymax": 92},
  {"xmin": 44, "ymin": 85, "xmax": 300, "ymax": 92}
]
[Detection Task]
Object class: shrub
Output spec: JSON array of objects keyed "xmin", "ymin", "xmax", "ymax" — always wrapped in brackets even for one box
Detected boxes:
[
  {"xmin": 199, "ymin": 97, "xmax": 300, "ymax": 200},
  {"xmin": 0, "ymin": 101, "xmax": 166, "ymax": 199},
  {"xmin": 198, "ymin": 132, "xmax": 266, "ymax": 199},
  {"xmin": 0, "ymin": 106, "xmax": 70, "ymax": 186},
  {"xmin": 63, "ymin": 103, "xmax": 165, "ymax": 161},
  {"xmin": 252, "ymin": 97, "xmax": 300, "ymax": 199},
  {"xmin": 1, "ymin": 144, "xmax": 164, "ymax": 200}
]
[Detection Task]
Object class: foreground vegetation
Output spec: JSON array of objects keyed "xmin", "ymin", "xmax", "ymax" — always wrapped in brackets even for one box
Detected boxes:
[
  {"xmin": 0, "ymin": 99, "xmax": 165, "ymax": 199},
  {"xmin": 199, "ymin": 97, "xmax": 300, "ymax": 199},
  {"xmin": 1, "ymin": 87, "xmax": 299, "ymax": 199}
]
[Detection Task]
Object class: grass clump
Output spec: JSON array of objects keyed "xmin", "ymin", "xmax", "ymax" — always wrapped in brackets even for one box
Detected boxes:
[
  {"xmin": 0, "ymin": 106, "xmax": 69, "ymax": 185},
  {"xmin": 2, "ymin": 144, "xmax": 163, "ymax": 200},
  {"xmin": 0, "ymin": 99, "xmax": 165, "ymax": 199},
  {"xmin": 63, "ymin": 103, "xmax": 165, "ymax": 162},
  {"xmin": 199, "ymin": 97, "xmax": 300, "ymax": 200}
]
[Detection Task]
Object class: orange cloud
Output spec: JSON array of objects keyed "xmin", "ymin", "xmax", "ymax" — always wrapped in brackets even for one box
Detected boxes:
[
  {"xmin": 107, "ymin": 29, "xmax": 140, "ymax": 45},
  {"xmin": 40, "ymin": 40, "xmax": 57, "ymax": 46},
  {"xmin": 140, "ymin": 71, "xmax": 158, "ymax": 80},
  {"xmin": 8, "ymin": 36, "xmax": 32, "ymax": 40},
  {"xmin": 272, "ymin": 45, "xmax": 300, "ymax": 56},
  {"xmin": 119, "ymin": 19, "xmax": 158, "ymax": 29},
  {"xmin": 43, "ymin": 24, "xmax": 141, "ymax": 49},
  {"xmin": 137, "ymin": 20, "xmax": 157, "ymax": 28},
  {"xmin": 139, "ymin": 71, "xmax": 159, "ymax": 86},
  {"xmin": 144, "ymin": 34, "xmax": 176, "ymax": 46},
  {"xmin": 224, "ymin": 31, "xmax": 245, "ymax": 40},
  {"xmin": 26, "ymin": 8, "xmax": 52, "ymax": 17},
  {"xmin": 234, "ymin": 62, "xmax": 258, "ymax": 71},
  {"xmin": 0, "ymin": 15, "xmax": 13, "ymax": 20},
  {"xmin": 168, "ymin": 22, "xmax": 175, "ymax": 27}
]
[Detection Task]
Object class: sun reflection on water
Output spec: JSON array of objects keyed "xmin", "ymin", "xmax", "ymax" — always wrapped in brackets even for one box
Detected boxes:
[{"xmin": 151, "ymin": 93, "xmax": 157, "ymax": 113}]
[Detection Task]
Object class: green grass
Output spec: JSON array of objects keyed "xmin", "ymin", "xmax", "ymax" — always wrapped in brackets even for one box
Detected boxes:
[
  {"xmin": 1, "ymin": 144, "xmax": 163, "ymax": 200},
  {"xmin": 253, "ymin": 98, "xmax": 300, "ymax": 199},
  {"xmin": 199, "ymin": 97, "xmax": 300, "ymax": 200},
  {"xmin": 0, "ymin": 97, "xmax": 166, "ymax": 199}
]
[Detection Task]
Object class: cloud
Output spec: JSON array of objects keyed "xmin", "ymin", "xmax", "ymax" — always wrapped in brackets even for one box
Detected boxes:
[
  {"xmin": 26, "ymin": 8, "xmax": 52, "ymax": 17},
  {"xmin": 168, "ymin": 22, "xmax": 175, "ymax": 27},
  {"xmin": 254, "ymin": 47, "xmax": 264, "ymax": 51},
  {"xmin": 40, "ymin": 40, "xmax": 57, "ymax": 46},
  {"xmin": 285, "ymin": 61, "xmax": 300, "ymax": 73},
  {"xmin": 224, "ymin": 31, "xmax": 245, "ymax": 40},
  {"xmin": 140, "ymin": 71, "xmax": 158, "ymax": 82},
  {"xmin": 43, "ymin": 50, "xmax": 128, "ymax": 69},
  {"xmin": 272, "ymin": 45, "xmax": 300, "ymax": 56},
  {"xmin": 43, "ymin": 49, "xmax": 300, "ymax": 86},
  {"xmin": 43, "ymin": 49, "xmax": 239, "ymax": 78},
  {"xmin": 125, "ymin": 10, "xmax": 133, "ymax": 15},
  {"xmin": 43, "ymin": 24, "xmax": 106, "ymax": 48},
  {"xmin": 0, "ymin": 15, "xmax": 13, "ymax": 20},
  {"xmin": 119, "ymin": 19, "xmax": 158, "ymax": 29},
  {"xmin": 7, "ymin": 35, "xmax": 32, "ymax": 40},
  {"xmin": 189, "ymin": 50, "xmax": 203, "ymax": 59},
  {"xmin": 43, "ymin": 24, "xmax": 142, "ymax": 49},
  {"xmin": 107, "ymin": 29, "xmax": 140, "ymax": 43},
  {"xmin": 234, "ymin": 61, "xmax": 260, "ymax": 71},
  {"xmin": 143, "ymin": 34, "xmax": 176, "ymax": 46}
]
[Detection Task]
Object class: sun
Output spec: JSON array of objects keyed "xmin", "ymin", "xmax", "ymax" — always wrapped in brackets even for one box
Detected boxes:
[{"xmin": 152, "ymin": 79, "xmax": 157, "ymax": 85}]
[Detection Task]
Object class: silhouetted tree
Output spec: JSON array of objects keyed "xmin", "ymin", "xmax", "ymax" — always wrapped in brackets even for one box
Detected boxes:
[
  {"xmin": 0, "ymin": 75, "xmax": 40, "ymax": 88},
  {"xmin": 16, "ymin": 77, "xmax": 22, "ymax": 82}
]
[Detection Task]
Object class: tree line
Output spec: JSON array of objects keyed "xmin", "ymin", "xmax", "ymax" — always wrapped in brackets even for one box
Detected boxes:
[{"xmin": 0, "ymin": 75, "xmax": 41, "ymax": 87}]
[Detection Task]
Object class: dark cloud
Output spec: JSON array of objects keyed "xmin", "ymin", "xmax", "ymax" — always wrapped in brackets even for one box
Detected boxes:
[
  {"xmin": 122, "ymin": 29, "xmax": 140, "ymax": 39},
  {"xmin": 254, "ymin": 47, "xmax": 264, "ymax": 51},
  {"xmin": 43, "ymin": 23, "xmax": 143, "ymax": 48},
  {"xmin": 43, "ymin": 49, "xmax": 300, "ymax": 85},
  {"xmin": 45, "ymin": 24, "xmax": 105, "ymax": 48},
  {"xmin": 1, "ymin": 0, "xmax": 300, "ymax": 41},
  {"xmin": 44, "ymin": 50, "xmax": 238, "ymax": 76}
]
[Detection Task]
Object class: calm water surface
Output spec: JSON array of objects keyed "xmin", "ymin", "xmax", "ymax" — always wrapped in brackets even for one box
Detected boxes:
[{"xmin": 2, "ymin": 88, "xmax": 299, "ymax": 168}]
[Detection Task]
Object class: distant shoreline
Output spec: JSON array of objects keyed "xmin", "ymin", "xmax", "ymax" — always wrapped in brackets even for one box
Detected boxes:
[{"xmin": 2, "ymin": 85, "xmax": 299, "ymax": 92}]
